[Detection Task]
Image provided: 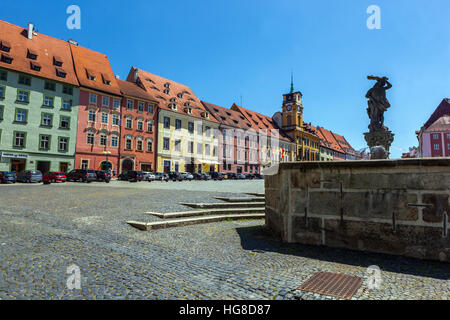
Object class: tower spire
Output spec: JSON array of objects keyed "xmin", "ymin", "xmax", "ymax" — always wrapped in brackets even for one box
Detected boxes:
[{"xmin": 290, "ymin": 71, "xmax": 294, "ymax": 93}]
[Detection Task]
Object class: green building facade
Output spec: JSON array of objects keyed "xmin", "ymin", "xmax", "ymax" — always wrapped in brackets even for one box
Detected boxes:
[{"xmin": 0, "ymin": 67, "xmax": 79, "ymax": 173}]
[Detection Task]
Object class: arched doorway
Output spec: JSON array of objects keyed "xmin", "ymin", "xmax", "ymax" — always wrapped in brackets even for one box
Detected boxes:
[
  {"xmin": 122, "ymin": 158, "xmax": 134, "ymax": 171},
  {"xmin": 101, "ymin": 161, "xmax": 112, "ymax": 171}
]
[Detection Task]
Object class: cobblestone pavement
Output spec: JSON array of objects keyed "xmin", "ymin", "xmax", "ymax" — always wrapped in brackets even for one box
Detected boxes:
[{"xmin": 0, "ymin": 182, "xmax": 448, "ymax": 300}]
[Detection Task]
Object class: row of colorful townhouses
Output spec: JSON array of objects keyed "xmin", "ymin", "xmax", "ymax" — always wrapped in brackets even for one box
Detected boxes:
[{"xmin": 0, "ymin": 20, "xmax": 360, "ymax": 175}]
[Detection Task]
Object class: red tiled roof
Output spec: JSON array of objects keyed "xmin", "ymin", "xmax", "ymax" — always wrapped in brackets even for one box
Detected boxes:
[
  {"xmin": 117, "ymin": 79, "xmax": 158, "ymax": 103},
  {"xmin": 0, "ymin": 19, "xmax": 78, "ymax": 86},
  {"xmin": 127, "ymin": 67, "xmax": 218, "ymax": 123},
  {"xmin": 231, "ymin": 103, "xmax": 292, "ymax": 142},
  {"xmin": 424, "ymin": 115, "xmax": 450, "ymax": 132},
  {"xmin": 70, "ymin": 43, "xmax": 121, "ymax": 95},
  {"xmin": 316, "ymin": 127, "xmax": 345, "ymax": 153},
  {"xmin": 201, "ymin": 101, "xmax": 252, "ymax": 130},
  {"xmin": 422, "ymin": 99, "xmax": 450, "ymax": 130}
]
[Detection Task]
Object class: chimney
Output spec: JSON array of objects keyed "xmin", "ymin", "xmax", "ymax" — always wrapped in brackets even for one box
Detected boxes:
[{"xmin": 27, "ymin": 22, "xmax": 34, "ymax": 40}]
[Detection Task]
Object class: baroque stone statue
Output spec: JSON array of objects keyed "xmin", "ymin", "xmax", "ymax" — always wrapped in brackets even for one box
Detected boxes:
[{"xmin": 364, "ymin": 75, "xmax": 395, "ymax": 159}]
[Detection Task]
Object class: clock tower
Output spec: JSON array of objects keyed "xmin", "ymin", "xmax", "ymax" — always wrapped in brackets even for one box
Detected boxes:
[{"xmin": 281, "ymin": 75, "xmax": 303, "ymax": 134}]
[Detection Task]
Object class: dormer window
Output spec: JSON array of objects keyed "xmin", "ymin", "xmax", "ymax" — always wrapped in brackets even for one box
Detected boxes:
[
  {"xmin": 0, "ymin": 41, "xmax": 11, "ymax": 52},
  {"xmin": 170, "ymin": 98, "xmax": 176, "ymax": 103},
  {"xmin": 53, "ymin": 56, "xmax": 63, "ymax": 67},
  {"xmin": 164, "ymin": 83, "xmax": 170, "ymax": 89},
  {"xmin": 27, "ymin": 49, "xmax": 38, "ymax": 60},
  {"xmin": 184, "ymin": 102, "xmax": 190, "ymax": 107},
  {"xmin": 102, "ymin": 74, "xmax": 111, "ymax": 85},
  {"xmin": 30, "ymin": 61, "xmax": 41, "ymax": 71},
  {"xmin": 164, "ymin": 89, "xmax": 170, "ymax": 95},
  {"xmin": 56, "ymin": 68, "xmax": 66, "ymax": 78},
  {"xmin": 169, "ymin": 103, "xmax": 177, "ymax": 110},
  {"xmin": 177, "ymin": 93, "xmax": 183, "ymax": 98},
  {"xmin": 184, "ymin": 106, "xmax": 192, "ymax": 114},
  {"xmin": 1, "ymin": 53, "xmax": 13, "ymax": 64},
  {"xmin": 202, "ymin": 111, "xmax": 209, "ymax": 119},
  {"xmin": 86, "ymin": 69, "xmax": 96, "ymax": 81}
]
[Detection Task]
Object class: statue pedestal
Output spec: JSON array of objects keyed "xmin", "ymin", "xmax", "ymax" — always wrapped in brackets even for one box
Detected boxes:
[{"xmin": 364, "ymin": 128, "xmax": 394, "ymax": 159}]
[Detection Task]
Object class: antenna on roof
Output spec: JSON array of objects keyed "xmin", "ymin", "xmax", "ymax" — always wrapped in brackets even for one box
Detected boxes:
[{"xmin": 68, "ymin": 39, "xmax": 78, "ymax": 46}]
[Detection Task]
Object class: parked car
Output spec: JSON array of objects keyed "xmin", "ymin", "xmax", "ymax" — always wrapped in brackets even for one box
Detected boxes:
[
  {"xmin": 145, "ymin": 172, "xmax": 156, "ymax": 182},
  {"xmin": 253, "ymin": 173, "xmax": 264, "ymax": 179},
  {"xmin": 66, "ymin": 169, "xmax": 97, "ymax": 183},
  {"xmin": 225, "ymin": 172, "xmax": 237, "ymax": 180},
  {"xmin": 180, "ymin": 172, "xmax": 194, "ymax": 181},
  {"xmin": 95, "ymin": 170, "xmax": 111, "ymax": 183},
  {"xmin": 17, "ymin": 170, "xmax": 43, "ymax": 183},
  {"xmin": 118, "ymin": 171, "xmax": 143, "ymax": 182},
  {"xmin": 43, "ymin": 172, "xmax": 67, "ymax": 184},
  {"xmin": 211, "ymin": 172, "xmax": 224, "ymax": 181},
  {"xmin": 236, "ymin": 173, "xmax": 246, "ymax": 179},
  {"xmin": 168, "ymin": 172, "xmax": 183, "ymax": 181},
  {"xmin": 245, "ymin": 174, "xmax": 255, "ymax": 179},
  {"xmin": 193, "ymin": 173, "xmax": 203, "ymax": 180},
  {"xmin": 201, "ymin": 173, "xmax": 212, "ymax": 180},
  {"xmin": 0, "ymin": 171, "xmax": 16, "ymax": 184},
  {"xmin": 154, "ymin": 172, "xmax": 169, "ymax": 182}
]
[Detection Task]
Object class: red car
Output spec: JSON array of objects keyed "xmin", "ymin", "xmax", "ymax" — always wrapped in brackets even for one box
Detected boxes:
[{"xmin": 43, "ymin": 172, "xmax": 67, "ymax": 184}]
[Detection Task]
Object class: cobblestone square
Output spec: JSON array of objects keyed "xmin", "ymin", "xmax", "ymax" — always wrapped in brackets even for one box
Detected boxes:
[{"xmin": 0, "ymin": 181, "xmax": 448, "ymax": 300}]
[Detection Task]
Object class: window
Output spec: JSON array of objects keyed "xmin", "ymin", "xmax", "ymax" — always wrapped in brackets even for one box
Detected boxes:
[
  {"xmin": 44, "ymin": 81, "xmax": 56, "ymax": 91},
  {"xmin": 434, "ymin": 144, "xmax": 440, "ymax": 150},
  {"xmin": 137, "ymin": 120, "xmax": 143, "ymax": 131},
  {"xmin": 102, "ymin": 96, "xmax": 109, "ymax": 106},
  {"xmin": 448, "ymin": 143, "xmax": 450, "ymax": 150},
  {"xmin": 111, "ymin": 135, "xmax": 118, "ymax": 147},
  {"xmin": 164, "ymin": 117, "xmax": 170, "ymax": 129},
  {"xmin": 138, "ymin": 102, "xmax": 144, "ymax": 112},
  {"xmin": 0, "ymin": 86, "xmax": 4, "ymax": 98},
  {"xmin": 0, "ymin": 105, "xmax": 3, "ymax": 120},
  {"xmin": 113, "ymin": 99, "xmax": 120, "ymax": 109},
  {"xmin": 188, "ymin": 122, "xmax": 194, "ymax": 134},
  {"xmin": 56, "ymin": 68, "xmax": 67, "ymax": 78},
  {"xmin": 88, "ymin": 109, "xmax": 96, "ymax": 122},
  {"xmin": 40, "ymin": 135, "xmax": 50, "ymax": 150},
  {"xmin": 447, "ymin": 133, "xmax": 450, "ymax": 139},
  {"xmin": 205, "ymin": 144, "xmax": 210, "ymax": 156},
  {"xmin": 126, "ymin": 137, "xmax": 132, "ymax": 150},
  {"xmin": 433, "ymin": 134, "xmax": 439, "ymax": 139},
  {"xmin": 213, "ymin": 146, "xmax": 217, "ymax": 157},
  {"xmin": 148, "ymin": 104, "xmax": 154, "ymax": 114},
  {"xmin": 14, "ymin": 132, "xmax": 26, "ymax": 147},
  {"xmin": 63, "ymin": 86, "xmax": 73, "ymax": 95},
  {"xmin": 125, "ymin": 117, "xmax": 132, "ymax": 129},
  {"xmin": 147, "ymin": 121, "xmax": 153, "ymax": 132},
  {"xmin": 30, "ymin": 61, "xmax": 41, "ymax": 72},
  {"xmin": 188, "ymin": 141, "xmax": 194, "ymax": 153},
  {"xmin": 147, "ymin": 139, "xmax": 153, "ymax": 152},
  {"xmin": 41, "ymin": 113, "xmax": 52, "ymax": 127},
  {"xmin": 89, "ymin": 93, "xmax": 97, "ymax": 104},
  {"xmin": 43, "ymin": 95, "xmax": 54, "ymax": 107},
  {"xmin": 17, "ymin": 90, "xmax": 29, "ymax": 103},
  {"xmin": 81, "ymin": 160, "xmax": 89, "ymax": 170},
  {"xmin": 137, "ymin": 139, "xmax": 143, "ymax": 151},
  {"xmin": 175, "ymin": 140, "xmax": 181, "ymax": 152},
  {"xmin": 15, "ymin": 109, "xmax": 27, "ymax": 123},
  {"xmin": 127, "ymin": 99, "xmax": 133, "ymax": 110},
  {"xmin": 101, "ymin": 112, "xmax": 108, "ymax": 124},
  {"xmin": 53, "ymin": 56, "xmax": 63, "ymax": 67},
  {"xmin": 197, "ymin": 124, "xmax": 202, "ymax": 135},
  {"xmin": 99, "ymin": 134, "xmax": 107, "ymax": 146},
  {"xmin": 0, "ymin": 70, "xmax": 7, "ymax": 81},
  {"xmin": 163, "ymin": 138, "xmax": 170, "ymax": 150},
  {"xmin": 197, "ymin": 143, "xmax": 203, "ymax": 155},
  {"xmin": 87, "ymin": 131, "xmax": 94, "ymax": 145},
  {"xmin": 205, "ymin": 126, "xmax": 211, "ymax": 137},
  {"xmin": 87, "ymin": 70, "xmax": 96, "ymax": 81},
  {"xmin": 59, "ymin": 137, "xmax": 69, "ymax": 152},
  {"xmin": 60, "ymin": 116, "xmax": 70, "ymax": 129},
  {"xmin": 18, "ymin": 75, "xmax": 31, "ymax": 86},
  {"xmin": 175, "ymin": 119, "xmax": 182, "ymax": 130},
  {"xmin": 112, "ymin": 114, "xmax": 120, "ymax": 126},
  {"xmin": 62, "ymin": 99, "xmax": 72, "ymax": 110}
]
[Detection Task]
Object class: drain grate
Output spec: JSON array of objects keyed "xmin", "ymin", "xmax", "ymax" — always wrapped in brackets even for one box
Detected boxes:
[{"xmin": 298, "ymin": 272, "xmax": 363, "ymax": 300}]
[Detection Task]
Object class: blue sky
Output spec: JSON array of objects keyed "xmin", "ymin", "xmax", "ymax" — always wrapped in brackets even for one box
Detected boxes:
[{"xmin": 3, "ymin": 0, "xmax": 450, "ymax": 158}]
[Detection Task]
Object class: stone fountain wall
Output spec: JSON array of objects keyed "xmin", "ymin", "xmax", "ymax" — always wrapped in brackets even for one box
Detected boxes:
[{"xmin": 265, "ymin": 158, "xmax": 450, "ymax": 262}]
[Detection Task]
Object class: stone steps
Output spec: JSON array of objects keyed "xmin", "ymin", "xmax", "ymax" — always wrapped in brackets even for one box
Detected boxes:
[
  {"xmin": 127, "ymin": 213, "xmax": 265, "ymax": 231},
  {"xmin": 146, "ymin": 207, "xmax": 266, "ymax": 219},
  {"xmin": 214, "ymin": 196, "xmax": 265, "ymax": 203},
  {"xmin": 245, "ymin": 193, "xmax": 265, "ymax": 197},
  {"xmin": 180, "ymin": 202, "xmax": 265, "ymax": 209}
]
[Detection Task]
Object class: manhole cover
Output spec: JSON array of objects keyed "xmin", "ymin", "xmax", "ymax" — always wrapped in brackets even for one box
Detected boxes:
[{"xmin": 297, "ymin": 271, "xmax": 363, "ymax": 300}]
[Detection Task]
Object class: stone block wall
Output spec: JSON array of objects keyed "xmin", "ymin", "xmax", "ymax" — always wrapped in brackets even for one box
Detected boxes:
[{"xmin": 265, "ymin": 158, "xmax": 450, "ymax": 262}]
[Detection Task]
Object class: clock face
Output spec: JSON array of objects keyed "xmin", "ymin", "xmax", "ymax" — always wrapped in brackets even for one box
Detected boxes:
[{"xmin": 286, "ymin": 105, "xmax": 292, "ymax": 111}]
